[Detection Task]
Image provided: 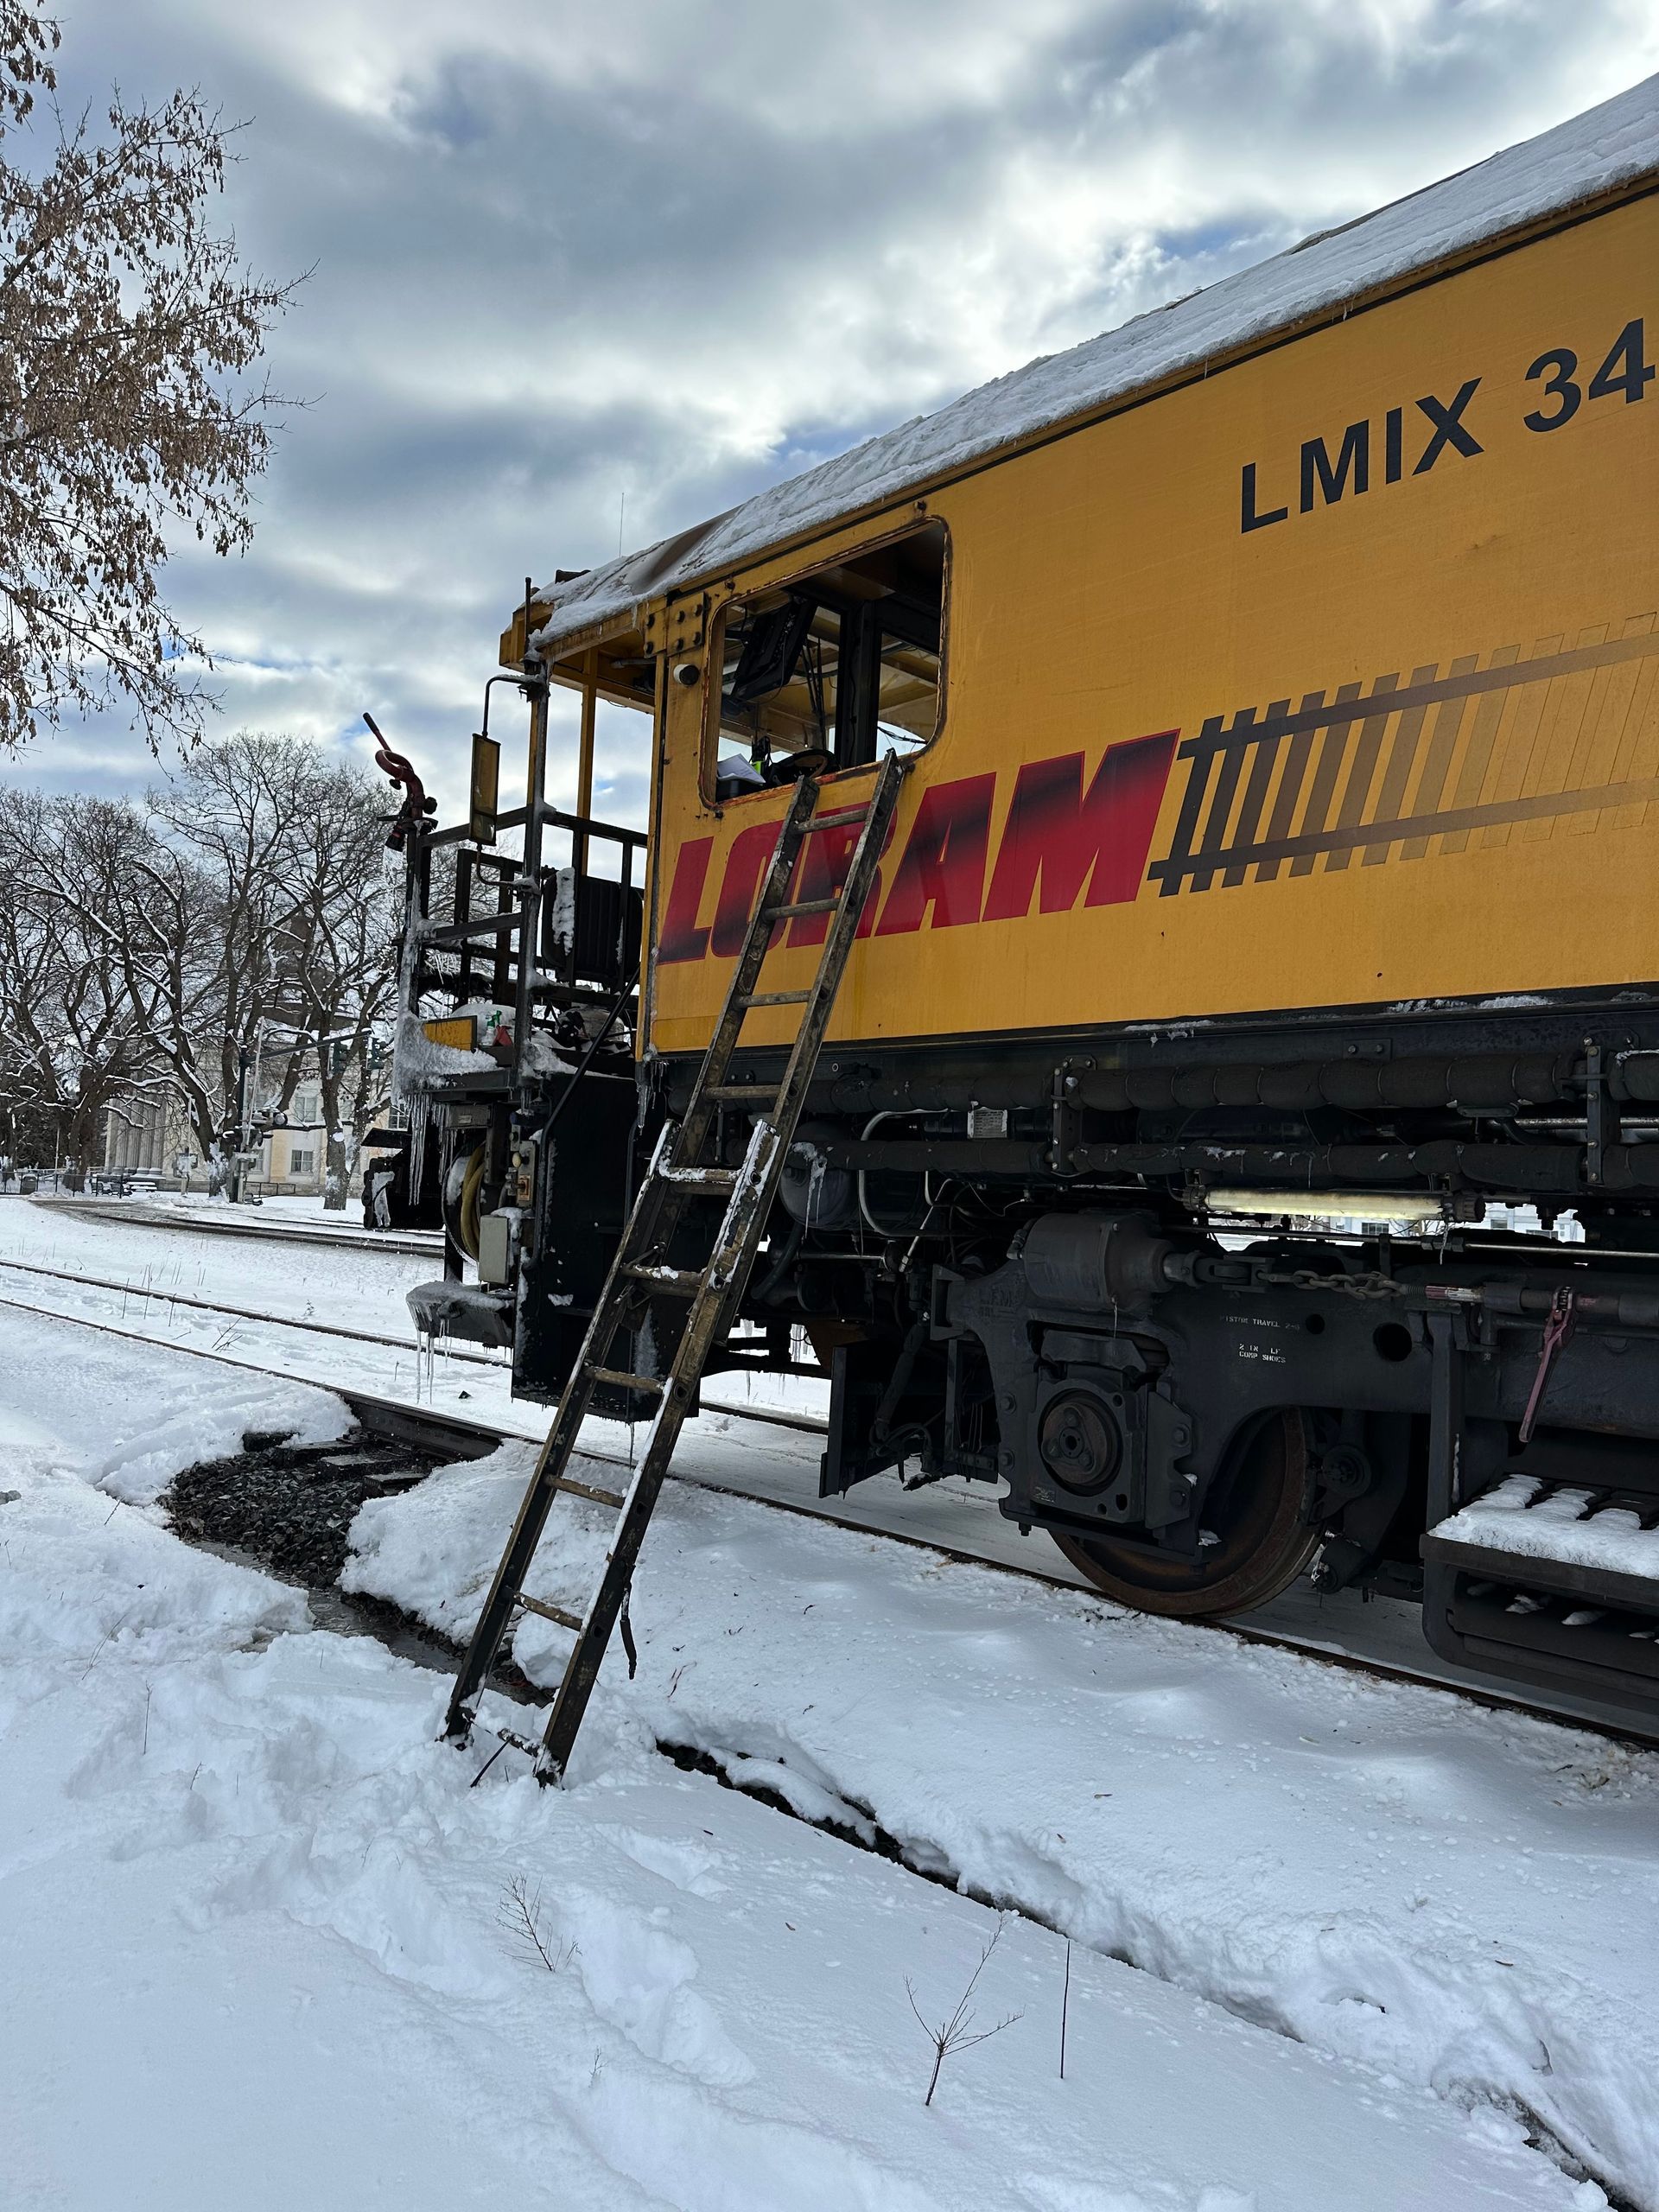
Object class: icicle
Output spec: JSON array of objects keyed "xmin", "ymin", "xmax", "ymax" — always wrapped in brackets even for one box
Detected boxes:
[{"xmin": 405, "ymin": 1092, "xmax": 431, "ymax": 1215}]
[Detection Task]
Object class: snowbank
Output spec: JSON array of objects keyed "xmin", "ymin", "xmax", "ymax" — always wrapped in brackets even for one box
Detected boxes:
[
  {"xmin": 2, "ymin": 1313, "xmax": 1595, "ymax": 2212},
  {"xmin": 6, "ymin": 1309, "xmax": 1601, "ymax": 2212},
  {"xmin": 348, "ymin": 1445, "xmax": 1659, "ymax": 2209},
  {"xmin": 0, "ymin": 1306, "xmax": 350, "ymax": 1506}
]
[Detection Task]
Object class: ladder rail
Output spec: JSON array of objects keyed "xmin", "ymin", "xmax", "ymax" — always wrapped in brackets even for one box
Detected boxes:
[
  {"xmin": 463, "ymin": 1121, "xmax": 777, "ymax": 1761},
  {"xmin": 765, "ymin": 774, "xmax": 902, "ymax": 1144},
  {"xmin": 440, "ymin": 753, "xmax": 908, "ymax": 1772},
  {"xmin": 533, "ymin": 1119, "xmax": 785, "ymax": 1774},
  {"xmin": 439, "ymin": 1119, "xmax": 707, "ymax": 1737},
  {"xmin": 440, "ymin": 1107, "xmax": 715, "ymax": 1738},
  {"xmin": 674, "ymin": 773, "xmax": 821, "ymax": 1164}
]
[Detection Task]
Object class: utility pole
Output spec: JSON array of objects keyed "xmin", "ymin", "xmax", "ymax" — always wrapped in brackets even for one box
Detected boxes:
[{"xmin": 229, "ymin": 1039, "xmax": 253, "ymax": 1204}]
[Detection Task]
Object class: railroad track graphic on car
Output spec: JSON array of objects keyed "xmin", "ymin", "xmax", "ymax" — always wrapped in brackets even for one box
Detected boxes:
[{"xmin": 1150, "ymin": 613, "xmax": 1659, "ymax": 894}]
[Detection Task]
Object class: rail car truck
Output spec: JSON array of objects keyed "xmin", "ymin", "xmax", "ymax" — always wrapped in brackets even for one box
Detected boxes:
[{"xmin": 392, "ymin": 75, "xmax": 1659, "ymax": 1740}]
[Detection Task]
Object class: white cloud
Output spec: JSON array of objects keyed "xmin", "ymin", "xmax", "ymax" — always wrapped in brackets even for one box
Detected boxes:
[{"xmin": 7, "ymin": 0, "xmax": 1657, "ymax": 823}]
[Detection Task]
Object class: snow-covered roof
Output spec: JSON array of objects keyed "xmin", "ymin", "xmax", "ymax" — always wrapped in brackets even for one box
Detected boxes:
[{"xmin": 531, "ymin": 72, "xmax": 1659, "ymax": 658}]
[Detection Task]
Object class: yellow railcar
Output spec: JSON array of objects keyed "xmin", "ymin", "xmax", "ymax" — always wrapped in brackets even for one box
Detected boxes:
[
  {"xmin": 397, "ymin": 76, "xmax": 1659, "ymax": 1719},
  {"xmin": 641, "ymin": 187, "xmax": 1659, "ymax": 1058}
]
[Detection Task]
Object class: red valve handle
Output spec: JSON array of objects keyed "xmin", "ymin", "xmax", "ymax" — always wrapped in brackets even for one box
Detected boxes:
[
  {"xmin": 364, "ymin": 711, "xmax": 430, "ymax": 851},
  {"xmin": 1518, "ymin": 1285, "xmax": 1576, "ymax": 1446}
]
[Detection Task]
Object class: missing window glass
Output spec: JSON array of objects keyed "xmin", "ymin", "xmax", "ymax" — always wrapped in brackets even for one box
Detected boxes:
[{"xmin": 709, "ymin": 520, "xmax": 945, "ymax": 799}]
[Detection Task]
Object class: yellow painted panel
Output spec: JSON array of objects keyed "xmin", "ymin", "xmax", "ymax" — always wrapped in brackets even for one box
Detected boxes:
[
  {"xmin": 647, "ymin": 193, "xmax": 1659, "ymax": 1057},
  {"xmin": 423, "ymin": 1015, "xmax": 479, "ymax": 1052}
]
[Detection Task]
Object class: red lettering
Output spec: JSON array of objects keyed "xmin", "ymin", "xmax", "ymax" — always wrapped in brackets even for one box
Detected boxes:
[
  {"xmin": 982, "ymin": 732, "xmax": 1177, "ymax": 920},
  {"xmin": 658, "ymin": 836, "xmax": 715, "ymax": 963},
  {"xmin": 710, "ymin": 818, "xmax": 785, "ymax": 957},
  {"xmin": 874, "ymin": 774, "xmax": 996, "ymax": 936},
  {"xmin": 657, "ymin": 736, "xmax": 1176, "ymax": 969}
]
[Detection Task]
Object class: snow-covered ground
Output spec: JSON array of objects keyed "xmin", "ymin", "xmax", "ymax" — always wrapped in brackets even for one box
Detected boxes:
[
  {"xmin": 3, "ymin": 1191, "xmax": 1652, "ymax": 1743},
  {"xmin": 0, "ymin": 1299, "xmax": 1650, "ymax": 2209},
  {"xmin": 0, "ymin": 1191, "xmax": 820, "ymax": 1434}
]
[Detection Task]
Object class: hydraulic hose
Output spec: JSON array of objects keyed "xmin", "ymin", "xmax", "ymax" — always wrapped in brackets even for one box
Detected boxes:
[{"xmin": 752, "ymin": 1217, "xmax": 805, "ymax": 1306}]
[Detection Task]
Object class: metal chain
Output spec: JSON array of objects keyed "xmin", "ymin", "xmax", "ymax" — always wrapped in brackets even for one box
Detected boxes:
[{"xmin": 1257, "ymin": 1267, "xmax": 1409, "ymax": 1301}]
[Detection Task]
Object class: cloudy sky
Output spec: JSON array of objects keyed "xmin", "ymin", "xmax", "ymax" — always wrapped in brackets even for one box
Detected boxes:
[{"xmin": 5, "ymin": 0, "xmax": 1658, "ymax": 827}]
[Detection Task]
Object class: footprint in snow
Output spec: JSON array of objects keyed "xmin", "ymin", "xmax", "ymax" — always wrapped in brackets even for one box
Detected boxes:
[{"xmin": 556, "ymin": 1888, "xmax": 754, "ymax": 2087}]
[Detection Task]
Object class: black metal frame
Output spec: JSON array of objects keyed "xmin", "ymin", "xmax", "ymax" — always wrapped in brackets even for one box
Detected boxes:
[{"xmin": 411, "ymin": 800, "xmax": 648, "ymax": 1023}]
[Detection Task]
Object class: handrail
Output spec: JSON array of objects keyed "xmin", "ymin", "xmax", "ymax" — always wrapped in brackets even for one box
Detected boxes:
[
  {"xmin": 537, "ymin": 804, "xmax": 648, "ymax": 849},
  {"xmin": 412, "ymin": 795, "xmax": 645, "ymax": 1011},
  {"xmin": 426, "ymin": 802, "xmax": 647, "ymax": 853}
]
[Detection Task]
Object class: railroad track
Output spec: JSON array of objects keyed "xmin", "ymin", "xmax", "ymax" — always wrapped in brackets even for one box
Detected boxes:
[
  {"xmin": 27, "ymin": 1194, "xmax": 443, "ymax": 1258},
  {"xmin": 3, "ymin": 1274, "xmax": 1652, "ymax": 1750},
  {"xmin": 0, "ymin": 1256, "xmax": 826, "ymax": 1438}
]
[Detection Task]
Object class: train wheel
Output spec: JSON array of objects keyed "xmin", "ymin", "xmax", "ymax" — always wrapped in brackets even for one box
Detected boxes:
[{"xmin": 1052, "ymin": 1408, "xmax": 1319, "ymax": 1618}]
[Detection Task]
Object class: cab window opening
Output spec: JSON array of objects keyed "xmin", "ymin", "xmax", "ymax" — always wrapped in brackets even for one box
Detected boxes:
[{"xmin": 707, "ymin": 519, "xmax": 945, "ymax": 801}]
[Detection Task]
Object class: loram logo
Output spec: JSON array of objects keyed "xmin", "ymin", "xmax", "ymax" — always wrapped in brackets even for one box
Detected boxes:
[{"xmin": 658, "ymin": 731, "xmax": 1178, "ymax": 964}]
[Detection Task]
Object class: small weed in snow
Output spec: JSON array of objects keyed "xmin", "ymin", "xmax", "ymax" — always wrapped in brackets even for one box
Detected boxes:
[
  {"xmin": 906, "ymin": 1915, "xmax": 1022, "ymax": 2107},
  {"xmin": 499, "ymin": 1876, "xmax": 576, "ymax": 1975}
]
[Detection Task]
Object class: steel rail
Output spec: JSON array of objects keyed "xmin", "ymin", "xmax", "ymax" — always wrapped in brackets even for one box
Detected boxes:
[
  {"xmin": 0, "ymin": 1255, "xmax": 512, "ymax": 1363},
  {"xmin": 27, "ymin": 1197, "xmax": 442, "ymax": 1257},
  {"xmin": 3, "ymin": 1284, "xmax": 1653, "ymax": 1752},
  {"xmin": 0, "ymin": 1262, "xmax": 828, "ymax": 1434}
]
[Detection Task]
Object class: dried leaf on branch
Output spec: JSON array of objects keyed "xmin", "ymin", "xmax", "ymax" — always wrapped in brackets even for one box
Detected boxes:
[{"xmin": 0, "ymin": 1, "xmax": 298, "ymax": 750}]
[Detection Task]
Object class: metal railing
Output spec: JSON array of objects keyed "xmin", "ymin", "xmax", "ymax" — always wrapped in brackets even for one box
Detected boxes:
[{"xmin": 411, "ymin": 799, "xmax": 646, "ymax": 1019}]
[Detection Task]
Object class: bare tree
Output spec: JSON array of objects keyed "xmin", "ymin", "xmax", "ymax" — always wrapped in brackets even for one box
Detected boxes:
[
  {"xmin": 0, "ymin": 786, "xmax": 163, "ymax": 1166},
  {"xmin": 3, "ymin": 734, "xmax": 396, "ymax": 1185},
  {"xmin": 0, "ymin": 1, "xmax": 298, "ymax": 751},
  {"xmin": 57, "ymin": 787, "xmax": 235, "ymax": 1165},
  {"xmin": 267, "ymin": 760, "xmax": 399, "ymax": 1206},
  {"xmin": 147, "ymin": 733, "xmax": 332, "ymax": 1125}
]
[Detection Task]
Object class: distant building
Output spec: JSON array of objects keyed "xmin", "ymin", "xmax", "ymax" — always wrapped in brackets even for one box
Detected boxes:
[
  {"xmin": 99, "ymin": 1070, "xmax": 372, "ymax": 1198},
  {"xmin": 261, "ymin": 1082, "xmax": 327, "ymax": 1195},
  {"xmin": 101, "ymin": 1087, "xmax": 192, "ymax": 1179}
]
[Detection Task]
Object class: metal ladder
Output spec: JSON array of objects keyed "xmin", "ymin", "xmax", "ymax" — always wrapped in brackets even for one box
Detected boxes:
[{"xmin": 442, "ymin": 752, "xmax": 908, "ymax": 1780}]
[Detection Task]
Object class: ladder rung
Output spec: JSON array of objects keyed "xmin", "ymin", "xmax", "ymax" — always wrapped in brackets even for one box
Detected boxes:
[
  {"xmin": 737, "ymin": 988, "xmax": 811, "ymax": 1008},
  {"xmin": 802, "ymin": 806, "xmax": 869, "ymax": 833},
  {"xmin": 657, "ymin": 1162, "xmax": 738, "ymax": 1192},
  {"xmin": 704, "ymin": 1084, "xmax": 777, "ymax": 1105},
  {"xmin": 763, "ymin": 896, "xmax": 837, "ymax": 920},
  {"xmin": 588, "ymin": 1363, "xmax": 666, "ymax": 1395},
  {"xmin": 513, "ymin": 1592, "xmax": 585, "ymax": 1632},
  {"xmin": 625, "ymin": 1262, "xmax": 703, "ymax": 1297},
  {"xmin": 494, "ymin": 1724, "xmax": 548, "ymax": 1759},
  {"xmin": 555, "ymin": 1473, "xmax": 626, "ymax": 1510}
]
